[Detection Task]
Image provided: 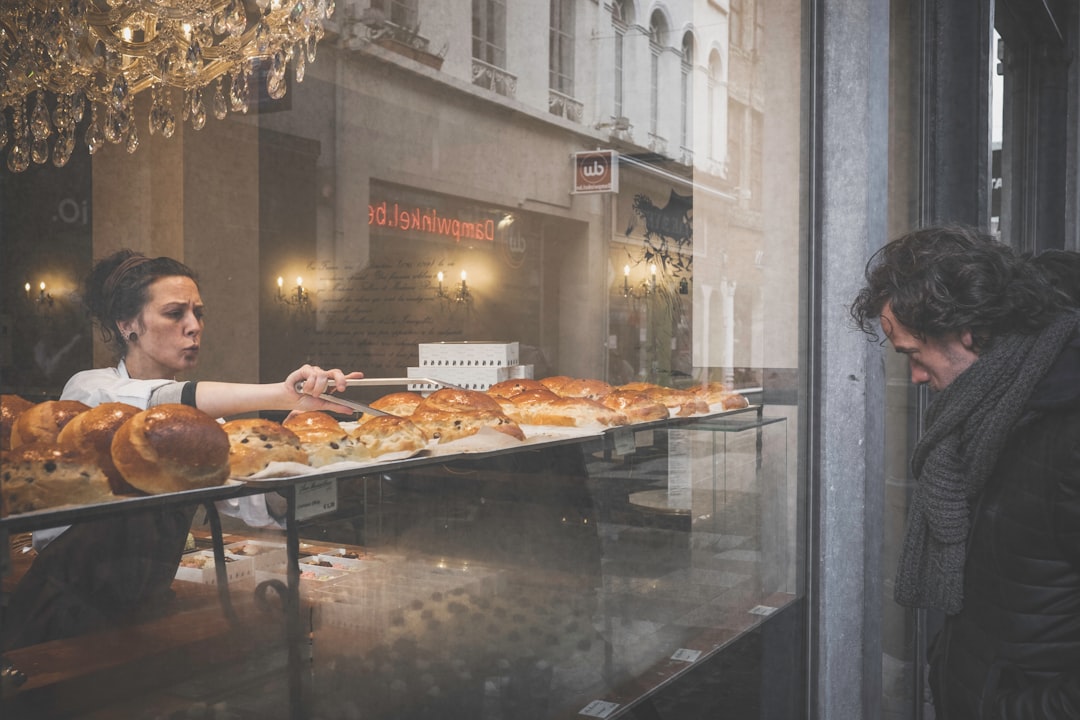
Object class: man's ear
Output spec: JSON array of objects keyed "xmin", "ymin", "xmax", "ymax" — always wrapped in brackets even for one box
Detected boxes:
[{"xmin": 960, "ymin": 329, "xmax": 976, "ymax": 351}]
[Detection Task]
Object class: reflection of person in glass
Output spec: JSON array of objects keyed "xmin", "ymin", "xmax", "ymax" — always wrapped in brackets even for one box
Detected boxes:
[
  {"xmin": 851, "ymin": 225, "xmax": 1080, "ymax": 719},
  {"xmin": 1, "ymin": 250, "xmax": 362, "ymax": 652}
]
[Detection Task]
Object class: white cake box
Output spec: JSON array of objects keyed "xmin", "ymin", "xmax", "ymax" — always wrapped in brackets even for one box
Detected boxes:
[
  {"xmin": 418, "ymin": 341, "xmax": 519, "ymax": 367},
  {"xmin": 257, "ymin": 562, "xmax": 347, "ymax": 586},
  {"xmin": 408, "ymin": 365, "xmax": 517, "ymax": 392},
  {"xmin": 175, "ymin": 551, "xmax": 255, "ymax": 585},
  {"xmin": 223, "ymin": 539, "xmax": 288, "ymax": 570}
]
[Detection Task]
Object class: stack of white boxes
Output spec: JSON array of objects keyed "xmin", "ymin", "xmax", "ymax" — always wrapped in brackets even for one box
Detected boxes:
[{"xmin": 407, "ymin": 341, "xmax": 533, "ymax": 392}]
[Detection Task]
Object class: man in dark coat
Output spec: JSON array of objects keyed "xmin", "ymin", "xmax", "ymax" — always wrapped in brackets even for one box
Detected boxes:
[{"xmin": 850, "ymin": 225, "xmax": 1080, "ymax": 719}]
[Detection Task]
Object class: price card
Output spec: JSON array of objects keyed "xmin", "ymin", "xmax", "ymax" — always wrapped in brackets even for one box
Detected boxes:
[
  {"xmin": 612, "ymin": 429, "xmax": 635, "ymax": 455},
  {"xmin": 667, "ymin": 429, "xmax": 691, "ymax": 510},
  {"xmin": 295, "ymin": 478, "xmax": 338, "ymax": 521},
  {"xmin": 671, "ymin": 648, "xmax": 702, "ymax": 663},
  {"xmin": 579, "ymin": 700, "xmax": 620, "ymax": 718}
]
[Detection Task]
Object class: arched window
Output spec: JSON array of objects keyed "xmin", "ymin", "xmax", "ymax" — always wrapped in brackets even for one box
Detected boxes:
[
  {"xmin": 681, "ymin": 32, "xmax": 695, "ymax": 155},
  {"xmin": 708, "ymin": 49, "xmax": 722, "ymax": 161},
  {"xmin": 550, "ymin": 0, "xmax": 574, "ymax": 95},
  {"xmin": 612, "ymin": 0, "xmax": 629, "ymax": 118},
  {"xmin": 649, "ymin": 11, "xmax": 668, "ymax": 136}
]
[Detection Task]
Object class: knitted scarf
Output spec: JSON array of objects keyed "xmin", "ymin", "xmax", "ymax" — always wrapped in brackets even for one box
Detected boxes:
[{"xmin": 893, "ymin": 311, "xmax": 1080, "ymax": 614}]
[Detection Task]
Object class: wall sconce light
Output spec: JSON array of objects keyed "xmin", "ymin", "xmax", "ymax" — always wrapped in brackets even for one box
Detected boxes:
[
  {"xmin": 622, "ymin": 264, "xmax": 654, "ymax": 299},
  {"xmin": 276, "ymin": 275, "xmax": 310, "ymax": 308},
  {"xmin": 435, "ymin": 270, "xmax": 472, "ymax": 305},
  {"xmin": 26, "ymin": 281, "xmax": 54, "ymax": 310}
]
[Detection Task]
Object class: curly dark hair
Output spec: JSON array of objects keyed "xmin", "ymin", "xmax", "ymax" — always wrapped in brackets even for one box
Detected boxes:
[
  {"xmin": 83, "ymin": 249, "xmax": 199, "ymax": 357},
  {"xmin": 1029, "ymin": 248, "xmax": 1080, "ymax": 306},
  {"xmin": 850, "ymin": 225, "xmax": 1067, "ymax": 352}
]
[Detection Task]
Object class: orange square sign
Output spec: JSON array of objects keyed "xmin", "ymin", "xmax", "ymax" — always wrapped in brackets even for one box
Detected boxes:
[{"xmin": 573, "ymin": 150, "xmax": 619, "ymax": 193}]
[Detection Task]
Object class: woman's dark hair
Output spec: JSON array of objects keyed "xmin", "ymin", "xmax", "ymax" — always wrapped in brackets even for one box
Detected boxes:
[
  {"xmin": 850, "ymin": 225, "xmax": 1067, "ymax": 352},
  {"xmin": 83, "ymin": 249, "xmax": 199, "ymax": 356}
]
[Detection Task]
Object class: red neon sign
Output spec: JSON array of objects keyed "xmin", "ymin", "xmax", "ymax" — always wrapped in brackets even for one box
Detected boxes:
[{"xmin": 369, "ymin": 201, "xmax": 495, "ymax": 243}]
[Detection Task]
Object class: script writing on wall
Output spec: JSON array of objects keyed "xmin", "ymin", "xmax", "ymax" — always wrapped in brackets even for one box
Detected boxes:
[{"xmin": 304, "ymin": 256, "xmax": 468, "ymax": 378}]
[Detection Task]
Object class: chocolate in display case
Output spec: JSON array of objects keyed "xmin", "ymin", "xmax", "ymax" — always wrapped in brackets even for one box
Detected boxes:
[{"xmin": 0, "ymin": 375, "xmax": 793, "ymax": 719}]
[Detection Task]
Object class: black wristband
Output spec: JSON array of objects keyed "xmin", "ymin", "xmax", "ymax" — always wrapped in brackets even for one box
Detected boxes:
[{"xmin": 180, "ymin": 381, "xmax": 198, "ymax": 407}]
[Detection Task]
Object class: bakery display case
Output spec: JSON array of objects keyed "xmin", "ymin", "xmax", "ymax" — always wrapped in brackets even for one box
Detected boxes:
[{"xmin": 0, "ymin": 401, "xmax": 798, "ymax": 719}]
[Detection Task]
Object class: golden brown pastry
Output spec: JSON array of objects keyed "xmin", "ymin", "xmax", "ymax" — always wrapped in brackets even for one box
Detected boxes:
[
  {"xmin": 284, "ymin": 411, "xmax": 368, "ymax": 466},
  {"xmin": 1, "ymin": 442, "xmax": 114, "ymax": 516},
  {"xmin": 599, "ymin": 390, "xmax": 670, "ymax": 423},
  {"xmin": 486, "ymin": 379, "xmax": 549, "ymax": 399},
  {"xmin": 1, "ymin": 394, "xmax": 35, "ymax": 450},
  {"xmin": 56, "ymin": 401, "xmax": 141, "ymax": 494},
  {"xmin": 351, "ymin": 415, "xmax": 429, "ymax": 457},
  {"xmin": 538, "ymin": 375, "xmax": 575, "ymax": 394},
  {"xmin": 417, "ymin": 388, "xmax": 505, "ymax": 414},
  {"xmin": 556, "ymin": 378, "xmax": 615, "ymax": 400},
  {"xmin": 510, "ymin": 394, "xmax": 628, "ymax": 427},
  {"xmin": 9, "ymin": 399, "xmax": 90, "ymax": 448},
  {"xmin": 367, "ymin": 391, "xmax": 424, "ymax": 417},
  {"xmin": 409, "ymin": 405, "xmax": 525, "ymax": 443},
  {"xmin": 221, "ymin": 418, "xmax": 310, "ymax": 477},
  {"xmin": 692, "ymin": 382, "xmax": 750, "ymax": 410},
  {"xmin": 111, "ymin": 404, "xmax": 230, "ymax": 494},
  {"xmin": 282, "ymin": 410, "xmax": 346, "ymax": 433},
  {"xmin": 617, "ymin": 383, "xmax": 709, "ymax": 416}
]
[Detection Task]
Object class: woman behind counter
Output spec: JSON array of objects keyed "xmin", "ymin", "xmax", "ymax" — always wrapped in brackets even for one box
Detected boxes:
[{"xmin": 1, "ymin": 250, "xmax": 362, "ymax": 651}]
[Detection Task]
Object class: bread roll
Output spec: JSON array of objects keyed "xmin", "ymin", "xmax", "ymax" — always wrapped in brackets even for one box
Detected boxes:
[
  {"xmin": 111, "ymin": 404, "xmax": 230, "ymax": 494},
  {"xmin": 284, "ymin": 411, "xmax": 368, "ymax": 466},
  {"xmin": 620, "ymin": 384, "xmax": 709, "ymax": 416},
  {"xmin": 417, "ymin": 388, "xmax": 505, "ymax": 414},
  {"xmin": 367, "ymin": 392, "xmax": 424, "ymax": 417},
  {"xmin": 410, "ymin": 406, "xmax": 525, "ymax": 443},
  {"xmin": 556, "ymin": 378, "xmax": 614, "ymax": 401},
  {"xmin": 511, "ymin": 394, "xmax": 628, "ymax": 427},
  {"xmin": 221, "ymin": 418, "xmax": 309, "ymax": 477},
  {"xmin": 599, "ymin": 390, "xmax": 670, "ymax": 423},
  {"xmin": 282, "ymin": 411, "xmax": 346, "ymax": 433},
  {"xmin": 1, "ymin": 394, "xmax": 35, "ymax": 450},
  {"xmin": 1, "ymin": 442, "xmax": 114, "ymax": 516},
  {"xmin": 9, "ymin": 399, "xmax": 90, "ymax": 448},
  {"xmin": 351, "ymin": 415, "xmax": 429, "ymax": 457},
  {"xmin": 56, "ymin": 401, "xmax": 141, "ymax": 494},
  {"xmin": 538, "ymin": 376, "xmax": 575, "ymax": 394},
  {"xmin": 692, "ymin": 382, "xmax": 750, "ymax": 410},
  {"xmin": 486, "ymin": 379, "xmax": 549, "ymax": 399}
]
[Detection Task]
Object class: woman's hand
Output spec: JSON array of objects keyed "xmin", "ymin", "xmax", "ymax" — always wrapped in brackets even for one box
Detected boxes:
[{"xmin": 286, "ymin": 365, "xmax": 364, "ymax": 415}]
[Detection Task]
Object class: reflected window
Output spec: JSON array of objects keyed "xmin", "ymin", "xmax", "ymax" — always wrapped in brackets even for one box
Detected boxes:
[
  {"xmin": 370, "ymin": 0, "xmax": 418, "ymax": 29},
  {"xmin": 681, "ymin": 32, "xmax": 694, "ymax": 156},
  {"xmin": 649, "ymin": 11, "xmax": 668, "ymax": 137},
  {"xmin": 612, "ymin": 0, "xmax": 628, "ymax": 119},
  {"xmin": 708, "ymin": 50, "xmax": 723, "ymax": 162},
  {"xmin": 549, "ymin": 0, "xmax": 574, "ymax": 95},
  {"xmin": 730, "ymin": 0, "xmax": 744, "ymax": 49},
  {"xmin": 472, "ymin": 0, "xmax": 506, "ymax": 67}
]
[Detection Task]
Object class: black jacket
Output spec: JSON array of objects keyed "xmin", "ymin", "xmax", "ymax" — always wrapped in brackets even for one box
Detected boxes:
[{"xmin": 930, "ymin": 338, "xmax": 1080, "ymax": 719}]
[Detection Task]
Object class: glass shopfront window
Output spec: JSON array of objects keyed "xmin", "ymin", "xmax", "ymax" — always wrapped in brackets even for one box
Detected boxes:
[{"xmin": 0, "ymin": 1, "xmax": 807, "ymax": 718}]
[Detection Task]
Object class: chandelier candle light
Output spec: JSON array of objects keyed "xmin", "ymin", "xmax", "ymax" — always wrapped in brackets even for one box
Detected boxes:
[{"xmin": 0, "ymin": 0, "xmax": 335, "ymax": 173}]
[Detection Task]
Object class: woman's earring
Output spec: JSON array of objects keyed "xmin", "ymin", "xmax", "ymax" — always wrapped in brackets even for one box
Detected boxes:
[{"xmin": 128, "ymin": 332, "xmax": 138, "ymax": 342}]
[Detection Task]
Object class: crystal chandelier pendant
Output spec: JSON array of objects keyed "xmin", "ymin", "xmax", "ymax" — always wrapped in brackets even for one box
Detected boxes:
[
  {"xmin": 1, "ymin": 0, "xmax": 336, "ymax": 172},
  {"xmin": 212, "ymin": 79, "xmax": 229, "ymax": 121},
  {"xmin": 85, "ymin": 104, "xmax": 104, "ymax": 155}
]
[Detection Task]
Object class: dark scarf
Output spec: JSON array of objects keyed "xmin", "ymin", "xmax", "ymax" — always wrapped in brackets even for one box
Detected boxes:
[{"xmin": 893, "ymin": 311, "xmax": 1080, "ymax": 614}]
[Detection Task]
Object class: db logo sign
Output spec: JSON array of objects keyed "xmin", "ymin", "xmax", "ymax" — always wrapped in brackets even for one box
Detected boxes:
[{"xmin": 573, "ymin": 150, "xmax": 618, "ymax": 193}]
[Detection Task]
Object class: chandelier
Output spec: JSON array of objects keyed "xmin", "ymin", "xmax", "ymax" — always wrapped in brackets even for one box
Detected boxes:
[{"xmin": 0, "ymin": 0, "xmax": 335, "ymax": 173}]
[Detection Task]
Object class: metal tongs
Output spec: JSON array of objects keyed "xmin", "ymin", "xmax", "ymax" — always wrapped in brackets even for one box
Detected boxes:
[{"xmin": 294, "ymin": 377, "xmax": 465, "ymax": 418}]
